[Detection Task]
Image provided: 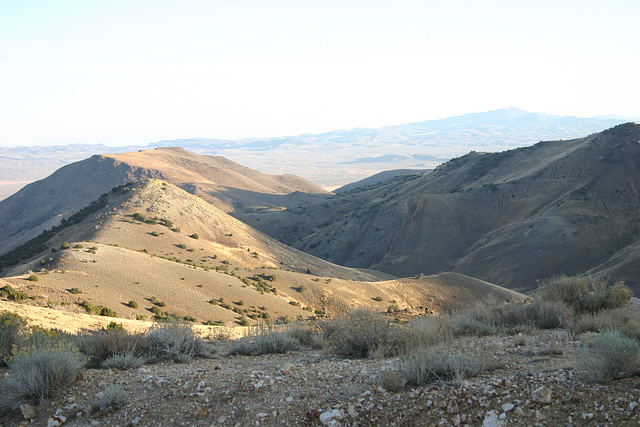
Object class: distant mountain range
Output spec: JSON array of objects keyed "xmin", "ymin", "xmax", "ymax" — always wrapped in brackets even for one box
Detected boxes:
[{"xmin": 0, "ymin": 108, "xmax": 633, "ymax": 200}]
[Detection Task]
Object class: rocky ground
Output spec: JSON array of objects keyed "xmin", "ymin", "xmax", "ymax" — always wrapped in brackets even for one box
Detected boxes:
[{"xmin": 2, "ymin": 329, "xmax": 640, "ymax": 427}]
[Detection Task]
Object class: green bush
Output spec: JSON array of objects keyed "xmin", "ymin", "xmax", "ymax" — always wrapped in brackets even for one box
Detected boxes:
[
  {"xmin": 0, "ymin": 285, "xmax": 28, "ymax": 301},
  {"xmin": 80, "ymin": 300, "xmax": 101, "ymax": 315},
  {"xmin": 27, "ymin": 274, "xmax": 39, "ymax": 282},
  {"xmin": 0, "ymin": 342, "xmax": 86, "ymax": 408},
  {"xmin": 128, "ymin": 300, "xmax": 139, "ymax": 309},
  {"xmin": 61, "ymin": 242, "xmax": 70, "ymax": 250},
  {"xmin": 574, "ymin": 330, "xmax": 640, "ymax": 382},
  {"xmin": 68, "ymin": 287, "xmax": 83, "ymax": 294},
  {"xmin": 0, "ymin": 312, "xmax": 27, "ymax": 365},
  {"xmin": 100, "ymin": 307, "xmax": 117, "ymax": 317}
]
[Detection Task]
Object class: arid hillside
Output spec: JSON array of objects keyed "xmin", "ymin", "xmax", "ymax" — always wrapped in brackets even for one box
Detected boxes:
[
  {"xmin": 0, "ymin": 180, "xmax": 522, "ymax": 328},
  {"xmin": 0, "ymin": 147, "xmax": 329, "ymax": 255},
  {"xmin": 238, "ymin": 123, "xmax": 640, "ymax": 293}
]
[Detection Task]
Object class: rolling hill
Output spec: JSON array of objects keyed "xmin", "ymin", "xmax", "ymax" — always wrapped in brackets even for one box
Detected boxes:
[
  {"xmin": 237, "ymin": 123, "xmax": 640, "ymax": 294},
  {"xmin": 0, "ymin": 179, "xmax": 522, "ymax": 326},
  {"xmin": 0, "ymin": 147, "xmax": 328, "ymax": 255}
]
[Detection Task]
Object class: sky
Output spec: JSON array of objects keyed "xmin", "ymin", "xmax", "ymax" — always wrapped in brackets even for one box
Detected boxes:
[{"xmin": 1, "ymin": 0, "xmax": 639, "ymax": 147}]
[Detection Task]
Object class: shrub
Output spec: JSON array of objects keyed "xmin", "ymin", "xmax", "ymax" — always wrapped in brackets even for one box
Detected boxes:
[
  {"xmin": 27, "ymin": 275, "xmax": 39, "ymax": 282},
  {"xmin": 145, "ymin": 321, "xmax": 210, "ymax": 363},
  {"xmin": 128, "ymin": 300, "xmax": 139, "ymax": 309},
  {"xmin": 101, "ymin": 353, "xmax": 146, "ymax": 370},
  {"xmin": 0, "ymin": 312, "xmax": 27, "ymax": 365},
  {"xmin": 60, "ymin": 242, "xmax": 70, "ymax": 249},
  {"xmin": 189, "ymin": 233, "xmax": 199, "ymax": 239},
  {"xmin": 0, "ymin": 342, "xmax": 86, "ymax": 408},
  {"xmin": 377, "ymin": 370, "xmax": 407, "ymax": 392},
  {"xmin": 566, "ymin": 308, "xmax": 630, "ymax": 335},
  {"xmin": 405, "ymin": 316, "xmax": 453, "ymax": 349},
  {"xmin": 450, "ymin": 315, "xmax": 496, "ymax": 336},
  {"xmin": 400, "ymin": 349, "xmax": 487, "ymax": 386},
  {"xmin": 76, "ymin": 329, "xmax": 148, "ymax": 368},
  {"xmin": 229, "ymin": 328, "xmax": 302, "ymax": 356},
  {"xmin": 68, "ymin": 287, "xmax": 82, "ymax": 294},
  {"xmin": 92, "ymin": 385, "xmax": 128, "ymax": 413},
  {"xmin": 618, "ymin": 319, "xmax": 640, "ymax": 340},
  {"xmin": 0, "ymin": 285, "xmax": 28, "ymax": 301},
  {"xmin": 100, "ymin": 307, "xmax": 117, "ymax": 317},
  {"xmin": 80, "ymin": 300, "xmax": 101, "ymax": 315},
  {"xmin": 536, "ymin": 276, "xmax": 633, "ymax": 314},
  {"xmin": 574, "ymin": 330, "xmax": 640, "ymax": 382},
  {"xmin": 322, "ymin": 309, "xmax": 407, "ymax": 359},
  {"xmin": 238, "ymin": 316, "xmax": 250, "ymax": 326},
  {"xmin": 532, "ymin": 300, "xmax": 573, "ymax": 329}
]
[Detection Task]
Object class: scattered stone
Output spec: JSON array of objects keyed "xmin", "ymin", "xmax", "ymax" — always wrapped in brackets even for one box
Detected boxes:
[
  {"xmin": 532, "ymin": 386, "xmax": 552, "ymax": 404},
  {"xmin": 482, "ymin": 410, "xmax": 504, "ymax": 427},
  {"xmin": 502, "ymin": 403, "xmax": 514, "ymax": 413},
  {"xmin": 47, "ymin": 415, "xmax": 67, "ymax": 427},
  {"xmin": 20, "ymin": 403, "xmax": 36, "ymax": 420},
  {"xmin": 319, "ymin": 409, "xmax": 344, "ymax": 426},
  {"xmin": 347, "ymin": 404, "xmax": 359, "ymax": 418}
]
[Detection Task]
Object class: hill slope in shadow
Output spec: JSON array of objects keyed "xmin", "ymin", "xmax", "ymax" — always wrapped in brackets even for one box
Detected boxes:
[{"xmin": 239, "ymin": 123, "xmax": 640, "ymax": 293}]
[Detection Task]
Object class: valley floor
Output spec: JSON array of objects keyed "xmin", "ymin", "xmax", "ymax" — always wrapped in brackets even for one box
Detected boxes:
[{"xmin": 2, "ymin": 330, "xmax": 640, "ymax": 427}]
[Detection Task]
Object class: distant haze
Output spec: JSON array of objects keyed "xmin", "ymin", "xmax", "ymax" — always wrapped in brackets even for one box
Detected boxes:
[{"xmin": 0, "ymin": 108, "xmax": 631, "ymax": 200}]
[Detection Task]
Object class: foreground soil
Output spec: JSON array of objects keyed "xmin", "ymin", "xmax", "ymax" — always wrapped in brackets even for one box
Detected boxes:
[{"xmin": 2, "ymin": 329, "xmax": 640, "ymax": 427}]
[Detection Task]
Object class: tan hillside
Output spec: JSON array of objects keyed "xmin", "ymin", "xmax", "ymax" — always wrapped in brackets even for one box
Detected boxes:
[
  {"xmin": 0, "ymin": 148, "xmax": 329, "ymax": 255},
  {"xmin": 0, "ymin": 180, "xmax": 523, "ymax": 329}
]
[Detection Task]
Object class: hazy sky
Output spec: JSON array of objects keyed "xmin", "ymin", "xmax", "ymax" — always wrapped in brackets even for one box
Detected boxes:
[{"xmin": 1, "ymin": 0, "xmax": 639, "ymax": 147}]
